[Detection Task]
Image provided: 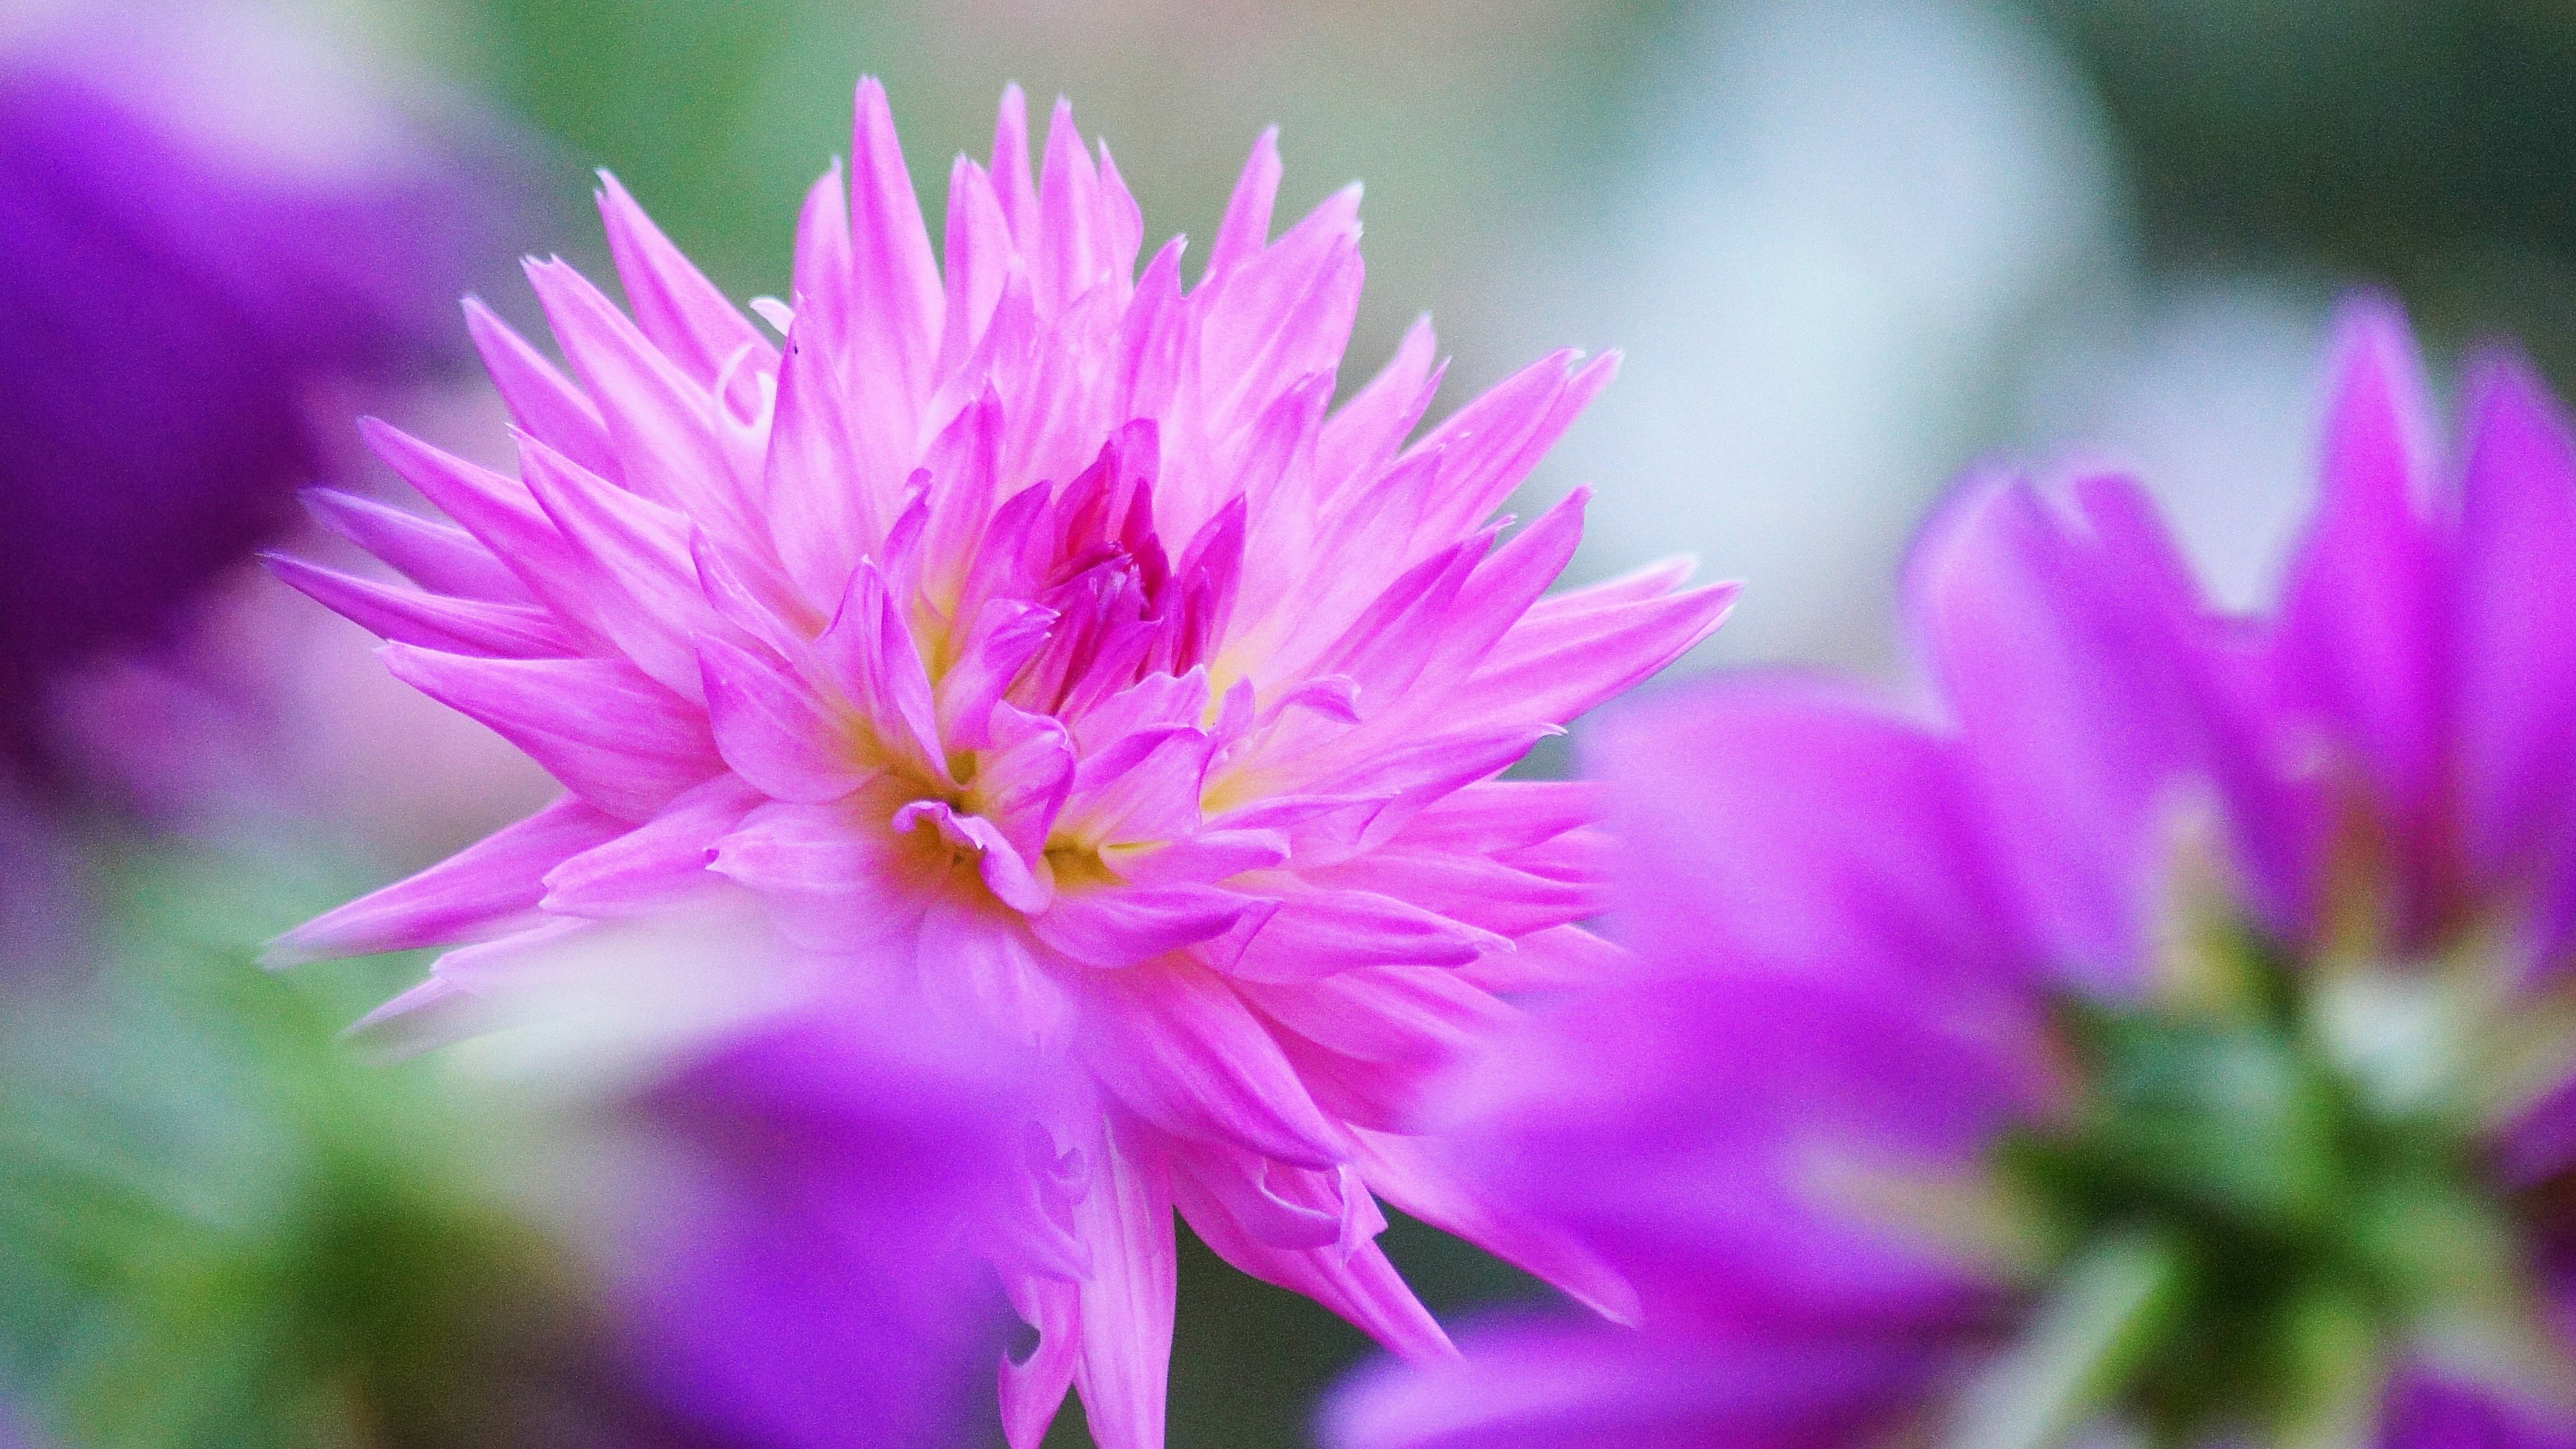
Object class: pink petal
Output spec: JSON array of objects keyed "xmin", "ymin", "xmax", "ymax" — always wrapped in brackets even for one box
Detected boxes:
[
  {"xmin": 1028, "ymin": 883, "xmax": 1262, "ymax": 969},
  {"xmin": 698, "ymin": 634, "xmax": 864, "ymax": 804},
  {"xmin": 973, "ymin": 704, "xmax": 1077, "ymax": 860},
  {"xmin": 463, "ymin": 297, "xmax": 619, "ymax": 481},
  {"xmin": 1109, "ymin": 829, "xmax": 1291, "ymax": 887},
  {"xmin": 814, "ymin": 561, "xmax": 951, "ymax": 783},
  {"xmin": 267, "ymin": 796, "xmax": 620, "ymax": 965},
  {"xmin": 595, "ymin": 170, "xmax": 771, "ymax": 386},
  {"xmin": 1226, "ymin": 888, "xmax": 1507, "ymax": 984},
  {"xmin": 542, "ymin": 774, "xmax": 763, "ymax": 916},
  {"xmin": 1067, "ymin": 1116, "xmax": 1177, "ymax": 1449},
  {"xmin": 847, "ymin": 78, "xmax": 943, "ymax": 419},
  {"xmin": 1000, "ymin": 1270, "xmax": 1081, "ymax": 1449},
  {"xmin": 1240, "ymin": 965, "xmax": 1515, "ymax": 1069},
  {"xmin": 1171, "ymin": 1148, "xmax": 1454, "ymax": 1364},
  {"xmin": 894, "ymin": 799, "xmax": 1051, "ymax": 913},
  {"xmin": 1059, "ymin": 726, "xmax": 1211, "ymax": 849},
  {"xmin": 301, "ymin": 488, "xmax": 529, "ymax": 605},
  {"xmin": 523, "ymin": 257, "xmax": 751, "ymax": 539},
  {"xmin": 1079, "ymin": 962, "xmax": 1346, "ymax": 1167},
  {"xmin": 1203, "ymin": 126, "xmax": 1282, "ymax": 290},
  {"xmin": 382, "ymin": 646, "xmax": 720, "ymax": 822},
  {"xmin": 517, "ymin": 431, "xmax": 710, "ymax": 696},
  {"xmin": 1347, "ymin": 1126, "xmax": 1640, "ymax": 1327},
  {"xmin": 711, "ymin": 798, "xmax": 934, "ymax": 957},
  {"xmin": 264, "ymin": 554, "xmax": 569, "ymax": 659},
  {"xmin": 919, "ymin": 894, "xmax": 1072, "ymax": 1049}
]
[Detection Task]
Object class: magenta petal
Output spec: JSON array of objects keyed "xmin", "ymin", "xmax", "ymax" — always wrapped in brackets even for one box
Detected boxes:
[
  {"xmin": 698, "ymin": 635, "xmax": 863, "ymax": 804},
  {"xmin": 1173, "ymin": 1151, "xmax": 1454, "ymax": 1364},
  {"xmin": 1000, "ymin": 1271, "xmax": 1081, "ymax": 1449},
  {"xmin": 816, "ymin": 560, "xmax": 951, "ymax": 784},
  {"xmin": 542, "ymin": 775, "xmax": 763, "ymax": 915},
  {"xmin": 1905, "ymin": 474, "xmax": 2231, "ymax": 986},
  {"xmin": 711, "ymin": 800, "xmax": 930, "ymax": 958},
  {"xmin": 1081, "ymin": 965, "xmax": 1348, "ymax": 1169},
  {"xmin": 463, "ymin": 297, "xmax": 618, "ymax": 480},
  {"xmin": 1586, "ymin": 672, "xmax": 2027, "ymax": 999},
  {"xmin": 1346, "ymin": 1126, "xmax": 1638, "ymax": 1328},
  {"xmin": 300, "ymin": 486, "xmax": 529, "ymax": 604},
  {"xmin": 2269, "ymin": 299, "xmax": 2453, "ymax": 930},
  {"xmin": 1226, "ymin": 889, "xmax": 1505, "ymax": 984},
  {"xmin": 266, "ymin": 796, "xmax": 619, "ymax": 965},
  {"xmin": 1112, "ymin": 829, "xmax": 1291, "ymax": 886},
  {"xmin": 1324, "ymin": 1318, "xmax": 1941, "ymax": 1449},
  {"xmin": 382, "ymin": 646, "xmax": 720, "ymax": 822},
  {"xmin": 1026, "ymin": 883, "xmax": 1257, "ymax": 969},
  {"xmin": 1169, "ymin": 1143, "xmax": 1344, "ymax": 1252},
  {"xmin": 973, "ymin": 704, "xmax": 1077, "ymax": 861},
  {"xmin": 2456, "ymin": 359, "xmax": 2576, "ymax": 940},
  {"xmin": 264, "ymin": 553, "xmax": 568, "ymax": 658},
  {"xmin": 894, "ymin": 799, "xmax": 1052, "ymax": 913},
  {"xmin": 1066, "ymin": 1117, "xmax": 1177, "ymax": 1449},
  {"xmin": 594, "ymin": 170, "xmax": 769, "ymax": 386}
]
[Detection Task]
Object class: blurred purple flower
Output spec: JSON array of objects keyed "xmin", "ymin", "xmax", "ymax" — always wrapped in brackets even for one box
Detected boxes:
[
  {"xmin": 1328, "ymin": 303, "xmax": 2576, "ymax": 1448},
  {"xmin": 620, "ymin": 998, "xmax": 1047, "ymax": 1449},
  {"xmin": 0, "ymin": 24, "xmax": 518, "ymax": 770}
]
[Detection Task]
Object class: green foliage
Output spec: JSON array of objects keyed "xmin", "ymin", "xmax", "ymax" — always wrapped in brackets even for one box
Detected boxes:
[{"xmin": 0, "ymin": 841, "xmax": 614, "ymax": 1449}]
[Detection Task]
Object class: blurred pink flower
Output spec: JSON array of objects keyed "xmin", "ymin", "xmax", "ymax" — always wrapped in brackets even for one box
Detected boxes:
[{"xmin": 271, "ymin": 79, "xmax": 1728, "ymax": 1446}]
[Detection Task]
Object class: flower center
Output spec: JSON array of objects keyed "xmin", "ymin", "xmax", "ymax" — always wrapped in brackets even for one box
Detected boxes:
[{"xmin": 1980, "ymin": 924, "xmax": 2561, "ymax": 1446}]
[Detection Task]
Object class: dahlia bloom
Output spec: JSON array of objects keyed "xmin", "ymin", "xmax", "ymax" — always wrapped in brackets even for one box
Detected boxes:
[
  {"xmin": 0, "ymin": 24, "xmax": 509, "ymax": 764},
  {"xmin": 1329, "ymin": 304, "xmax": 2576, "ymax": 1448},
  {"xmin": 272, "ymin": 80, "xmax": 1727, "ymax": 1446}
]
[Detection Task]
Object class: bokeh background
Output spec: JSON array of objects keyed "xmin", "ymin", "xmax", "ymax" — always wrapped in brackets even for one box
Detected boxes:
[{"xmin": 3, "ymin": 0, "xmax": 2571, "ymax": 1445}]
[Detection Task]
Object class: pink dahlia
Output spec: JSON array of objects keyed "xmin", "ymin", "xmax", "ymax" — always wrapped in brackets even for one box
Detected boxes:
[{"xmin": 270, "ymin": 80, "xmax": 1729, "ymax": 1446}]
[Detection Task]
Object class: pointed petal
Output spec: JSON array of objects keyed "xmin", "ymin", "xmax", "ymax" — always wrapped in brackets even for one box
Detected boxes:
[
  {"xmin": 2456, "ymin": 358, "xmax": 2576, "ymax": 916},
  {"xmin": 1028, "ymin": 883, "xmax": 1262, "ymax": 969},
  {"xmin": 543, "ymin": 775, "xmax": 764, "ymax": 914},
  {"xmin": 698, "ymin": 635, "xmax": 864, "ymax": 804},
  {"xmin": 1228, "ymin": 890, "xmax": 1507, "ymax": 983},
  {"xmin": 266, "ymin": 797, "xmax": 621, "ymax": 964},
  {"xmin": 1177, "ymin": 1173, "xmax": 1453, "ymax": 1364},
  {"xmin": 1346, "ymin": 1126, "xmax": 1640, "ymax": 1327},
  {"xmin": 264, "ymin": 554, "xmax": 570, "ymax": 658},
  {"xmin": 595, "ymin": 170, "xmax": 770, "ymax": 385},
  {"xmin": 1000, "ymin": 1271, "xmax": 1081, "ymax": 1449},
  {"xmin": 301, "ymin": 488, "xmax": 529, "ymax": 605},
  {"xmin": 464, "ymin": 297, "xmax": 619, "ymax": 480},
  {"xmin": 1079, "ymin": 963, "xmax": 1346, "ymax": 1167},
  {"xmin": 1067, "ymin": 1116, "xmax": 1177, "ymax": 1449},
  {"xmin": 382, "ymin": 646, "xmax": 720, "ymax": 822},
  {"xmin": 1203, "ymin": 127, "xmax": 1281, "ymax": 288},
  {"xmin": 849, "ymin": 77, "xmax": 944, "ymax": 412}
]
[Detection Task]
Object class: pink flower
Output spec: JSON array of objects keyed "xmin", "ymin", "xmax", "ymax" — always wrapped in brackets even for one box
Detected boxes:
[{"xmin": 269, "ymin": 80, "xmax": 1729, "ymax": 1447}]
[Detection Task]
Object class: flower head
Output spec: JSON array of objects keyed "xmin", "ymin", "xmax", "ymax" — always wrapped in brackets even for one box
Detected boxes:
[
  {"xmin": 272, "ymin": 80, "xmax": 1728, "ymax": 1446},
  {"xmin": 1329, "ymin": 303, "xmax": 2576, "ymax": 1449}
]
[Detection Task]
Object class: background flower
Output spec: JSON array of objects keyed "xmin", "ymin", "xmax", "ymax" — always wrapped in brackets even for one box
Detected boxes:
[
  {"xmin": 1328, "ymin": 303, "xmax": 2576, "ymax": 1448},
  {"xmin": 0, "ymin": 5, "xmax": 523, "ymax": 780}
]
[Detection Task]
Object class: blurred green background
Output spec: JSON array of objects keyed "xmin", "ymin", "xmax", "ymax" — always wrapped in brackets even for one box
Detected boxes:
[{"xmin": 14, "ymin": 0, "xmax": 2576, "ymax": 1444}]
